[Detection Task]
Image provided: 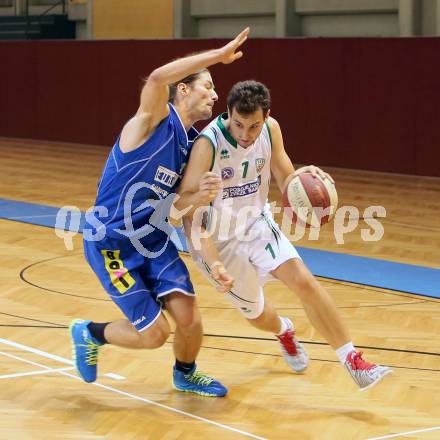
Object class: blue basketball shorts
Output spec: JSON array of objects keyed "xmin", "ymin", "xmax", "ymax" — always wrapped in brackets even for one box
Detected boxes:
[{"xmin": 83, "ymin": 236, "xmax": 194, "ymax": 332}]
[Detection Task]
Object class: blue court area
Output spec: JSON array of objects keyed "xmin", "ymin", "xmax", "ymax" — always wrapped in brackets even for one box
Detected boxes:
[{"xmin": 1, "ymin": 197, "xmax": 439, "ymax": 299}]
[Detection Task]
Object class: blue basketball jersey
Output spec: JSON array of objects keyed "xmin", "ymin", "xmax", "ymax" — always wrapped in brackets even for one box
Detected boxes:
[
  {"xmin": 83, "ymin": 104, "xmax": 198, "ymax": 330},
  {"xmin": 87, "ymin": 104, "xmax": 198, "ymax": 243}
]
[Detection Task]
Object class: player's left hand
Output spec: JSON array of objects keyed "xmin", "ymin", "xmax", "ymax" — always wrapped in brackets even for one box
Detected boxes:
[
  {"xmin": 217, "ymin": 27, "xmax": 250, "ymax": 65},
  {"xmin": 197, "ymin": 171, "xmax": 222, "ymax": 204},
  {"xmin": 210, "ymin": 261, "xmax": 234, "ymax": 293},
  {"xmin": 294, "ymin": 165, "xmax": 334, "ymax": 183}
]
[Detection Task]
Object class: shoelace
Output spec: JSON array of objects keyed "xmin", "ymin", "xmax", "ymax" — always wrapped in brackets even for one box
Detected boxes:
[
  {"xmin": 276, "ymin": 330, "xmax": 298, "ymax": 355},
  {"xmin": 78, "ymin": 338, "xmax": 100, "ymax": 366},
  {"xmin": 185, "ymin": 370, "xmax": 214, "ymax": 385},
  {"xmin": 350, "ymin": 351, "xmax": 375, "ymax": 371}
]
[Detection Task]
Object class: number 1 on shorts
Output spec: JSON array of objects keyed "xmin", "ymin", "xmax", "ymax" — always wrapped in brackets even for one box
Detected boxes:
[{"xmin": 265, "ymin": 243, "xmax": 276, "ymax": 259}]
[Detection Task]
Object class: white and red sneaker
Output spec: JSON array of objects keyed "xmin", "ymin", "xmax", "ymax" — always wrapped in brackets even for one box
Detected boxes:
[
  {"xmin": 276, "ymin": 321, "xmax": 309, "ymax": 373},
  {"xmin": 345, "ymin": 351, "xmax": 392, "ymax": 391}
]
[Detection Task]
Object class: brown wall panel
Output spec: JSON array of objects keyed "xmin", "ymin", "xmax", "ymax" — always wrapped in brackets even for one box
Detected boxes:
[
  {"xmin": 413, "ymin": 40, "xmax": 440, "ymax": 177},
  {"xmin": 34, "ymin": 42, "xmax": 101, "ymax": 144},
  {"xmin": 93, "ymin": 0, "xmax": 173, "ymax": 39},
  {"xmin": 0, "ymin": 38, "xmax": 439, "ymax": 176},
  {"xmin": 0, "ymin": 42, "xmax": 38, "ymax": 139}
]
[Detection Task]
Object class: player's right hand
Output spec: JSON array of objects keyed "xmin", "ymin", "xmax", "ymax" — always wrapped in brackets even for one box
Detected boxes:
[
  {"xmin": 217, "ymin": 27, "xmax": 250, "ymax": 64},
  {"xmin": 210, "ymin": 261, "xmax": 235, "ymax": 293},
  {"xmin": 197, "ymin": 171, "xmax": 222, "ymax": 204},
  {"xmin": 294, "ymin": 165, "xmax": 335, "ymax": 183}
]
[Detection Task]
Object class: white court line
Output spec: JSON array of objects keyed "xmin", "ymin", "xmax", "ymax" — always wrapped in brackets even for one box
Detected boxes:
[
  {"xmin": 0, "ymin": 337, "xmax": 125, "ymax": 380},
  {"xmin": 0, "ymin": 350, "xmax": 74, "ymax": 378},
  {"xmin": 0, "ymin": 337, "xmax": 73, "ymax": 364},
  {"xmin": 0, "ymin": 366, "xmax": 74, "ymax": 379},
  {"xmin": 366, "ymin": 426, "xmax": 440, "ymax": 439},
  {"xmin": 104, "ymin": 372, "xmax": 125, "ymax": 380},
  {"xmin": 0, "ymin": 349, "xmax": 66, "ymax": 370},
  {"xmin": 0, "ymin": 344, "xmax": 267, "ymax": 440}
]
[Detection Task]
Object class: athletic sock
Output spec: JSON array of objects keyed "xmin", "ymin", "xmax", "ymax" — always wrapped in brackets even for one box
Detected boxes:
[
  {"xmin": 175, "ymin": 359, "xmax": 196, "ymax": 374},
  {"xmin": 87, "ymin": 322, "xmax": 109, "ymax": 345},
  {"xmin": 335, "ymin": 342, "xmax": 356, "ymax": 364},
  {"xmin": 275, "ymin": 316, "xmax": 293, "ymax": 336}
]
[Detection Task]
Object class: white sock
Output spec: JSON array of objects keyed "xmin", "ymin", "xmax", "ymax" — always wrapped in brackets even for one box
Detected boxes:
[
  {"xmin": 275, "ymin": 317, "xmax": 293, "ymax": 335},
  {"xmin": 336, "ymin": 342, "xmax": 356, "ymax": 364}
]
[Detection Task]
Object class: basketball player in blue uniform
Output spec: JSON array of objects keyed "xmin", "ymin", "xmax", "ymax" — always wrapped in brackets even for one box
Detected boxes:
[{"xmin": 69, "ymin": 28, "xmax": 249, "ymax": 397}]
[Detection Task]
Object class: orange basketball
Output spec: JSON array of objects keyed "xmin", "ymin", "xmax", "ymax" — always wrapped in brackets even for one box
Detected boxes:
[{"xmin": 282, "ymin": 169, "xmax": 338, "ymax": 228}]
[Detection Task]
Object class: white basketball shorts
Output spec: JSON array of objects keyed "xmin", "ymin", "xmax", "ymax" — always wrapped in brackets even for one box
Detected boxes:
[{"xmin": 190, "ymin": 213, "xmax": 301, "ymax": 319}]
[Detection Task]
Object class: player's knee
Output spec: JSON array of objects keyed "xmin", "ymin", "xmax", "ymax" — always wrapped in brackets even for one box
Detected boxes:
[
  {"xmin": 172, "ymin": 299, "xmax": 202, "ymax": 331},
  {"xmin": 289, "ymin": 265, "xmax": 317, "ymax": 296},
  {"xmin": 291, "ymin": 271, "xmax": 319, "ymax": 299},
  {"xmin": 246, "ymin": 315, "xmax": 264, "ymax": 329},
  {"xmin": 138, "ymin": 321, "xmax": 170, "ymax": 349},
  {"xmin": 175, "ymin": 313, "xmax": 202, "ymax": 336},
  {"xmin": 247, "ymin": 303, "xmax": 274, "ymax": 333},
  {"xmin": 248, "ymin": 309, "xmax": 265, "ymax": 322},
  {"xmin": 241, "ymin": 302, "xmax": 264, "ymax": 321},
  {"xmin": 290, "ymin": 276, "xmax": 310, "ymax": 295}
]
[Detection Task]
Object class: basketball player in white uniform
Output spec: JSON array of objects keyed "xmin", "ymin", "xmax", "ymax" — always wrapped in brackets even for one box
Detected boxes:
[{"xmin": 176, "ymin": 81, "xmax": 392, "ymax": 390}]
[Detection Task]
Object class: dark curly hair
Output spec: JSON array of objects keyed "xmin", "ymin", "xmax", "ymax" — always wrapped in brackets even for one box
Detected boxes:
[
  {"xmin": 227, "ymin": 80, "xmax": 271, "ymax": 116},
  {"xmin": 168, "ymin": 68, "xmax": 209, "ymax": 103}
]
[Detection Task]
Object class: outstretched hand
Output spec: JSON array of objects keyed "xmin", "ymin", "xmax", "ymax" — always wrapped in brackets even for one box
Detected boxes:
[{"xmin": 217, "ymin": 27, "xmax": 250, "ymax": 65}]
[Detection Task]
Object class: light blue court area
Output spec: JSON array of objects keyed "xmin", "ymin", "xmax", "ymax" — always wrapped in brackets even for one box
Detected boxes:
[
  {"xmin": 0, "ymin": 199, "xmax": 86, "ymax": 231},
  {"xmin": 1, "ymin": 197, "xmax": 439, "ymax": 299}
]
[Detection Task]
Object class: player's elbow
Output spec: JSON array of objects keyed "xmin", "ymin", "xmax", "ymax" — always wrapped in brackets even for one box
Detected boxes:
[{"xmin": 147, "ymin": 68, "xmax": 167, "ymax": 86}]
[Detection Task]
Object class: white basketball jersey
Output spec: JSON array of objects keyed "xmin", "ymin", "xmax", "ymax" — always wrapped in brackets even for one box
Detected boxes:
[{"xmin": 200, "ymin": 113, "xmax": 272, "ymax": 244}]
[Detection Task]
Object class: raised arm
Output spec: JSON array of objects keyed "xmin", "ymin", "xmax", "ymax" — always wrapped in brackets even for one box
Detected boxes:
[{"xmin": 120, "ymin": 28, "xmax": 250, "ymax": 153}]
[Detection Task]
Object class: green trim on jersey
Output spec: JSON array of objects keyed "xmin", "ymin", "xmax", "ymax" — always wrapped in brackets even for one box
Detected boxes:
[
  {"xmin": 216, "ymin": 113, "xmax": 238, "ymax": 148},
  {"xmin": 265, "ymin": 121, "xmax": 273, "ymax": 148},
  {"xmin": 198, "ymin": 134, "xmax": 216, "ymax": 171}
]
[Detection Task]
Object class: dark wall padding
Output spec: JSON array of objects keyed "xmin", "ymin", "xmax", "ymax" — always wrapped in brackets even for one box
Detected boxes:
[{"xmin": 1, "ymin": 38, "xmax": 439, "ymax": 176}]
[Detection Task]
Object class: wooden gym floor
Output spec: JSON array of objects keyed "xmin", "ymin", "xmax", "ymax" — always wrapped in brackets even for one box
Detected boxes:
[{"xmin": 1, "ymin": 137, "xmax": 439, "ymax": 440}]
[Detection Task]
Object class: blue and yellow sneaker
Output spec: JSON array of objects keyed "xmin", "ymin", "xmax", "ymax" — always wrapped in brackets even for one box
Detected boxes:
[
  {"xmin": 173, "ymin": 364, "xmax": 228, "ymax": 397},
  {"xmin": 69, "ymin": 319, "xmax": 103, "ymax": 383}
]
